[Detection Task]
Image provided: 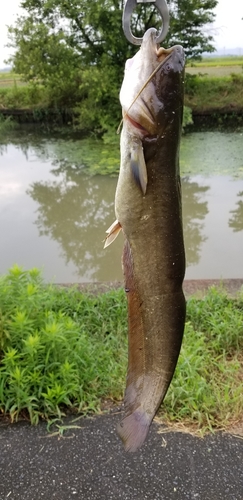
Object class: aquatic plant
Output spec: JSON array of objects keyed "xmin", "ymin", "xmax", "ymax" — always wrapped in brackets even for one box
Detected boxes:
[{"xmin": 0, "ymin": 114, "xmax": 18, "ymax": 133}]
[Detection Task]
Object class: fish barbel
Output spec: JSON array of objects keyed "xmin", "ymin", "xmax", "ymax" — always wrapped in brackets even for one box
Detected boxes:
[{"xmin": 105, "ymin": 28, "xmax": 186, "ymax": 452}]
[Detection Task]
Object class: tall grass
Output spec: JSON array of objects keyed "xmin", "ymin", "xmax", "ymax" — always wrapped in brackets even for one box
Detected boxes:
[
  {"xmin": 0, "ymin": 114, "xmax": 18, "ymax": 132},
  {"xmin": 185, "ymin": 73, "xmax": 243, "ymax": 111},
  {"xmin": 164, "ymin": 286, "xmax": 243, "ymax": 431},
  {"xmin": 0, "ymin": 84, "xmax": 46, "ymax": 108},
  {"xmin": 0, "ymin": 265, "xmax": 243, "ymax": 432},
  {"xmin": 0, "ymin": 265, "xmax": 127, "ymax": 423}
]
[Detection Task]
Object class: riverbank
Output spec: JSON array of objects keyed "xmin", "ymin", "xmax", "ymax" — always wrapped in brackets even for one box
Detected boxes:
[
  {"xmin": 59, "ymin": 278, "xmax": 243, "ymax": 299},
  {"xmin": 0, "ymin": 71, "xmax": 243, "ymax": 130},
  {"xmin": 1, "ymin": 106, "xmax": 243, "ymax": 129}
]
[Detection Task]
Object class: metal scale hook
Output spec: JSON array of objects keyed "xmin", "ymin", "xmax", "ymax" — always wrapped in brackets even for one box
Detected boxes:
[{"xmin": 122, "ymin": 0, "xmax": 170, "ymax": 45}]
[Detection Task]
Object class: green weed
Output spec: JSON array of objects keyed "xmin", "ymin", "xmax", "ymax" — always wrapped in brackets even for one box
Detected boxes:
[
  {"xmin": 182, "ymin": 106, "xmax": 193, "ymax": 130},
  {"xmin": 163, "ymin": 286, "xmax": 243, "ymax": 431},
  {"xmin": 0, "ymin": 266, "xmax": 243, "ymax": 433},
  {"xmin": 185, "ymin": 73, "xmax": 243, "ymax": 111},
  {"xmin": 0, "ymin": 114, "xmax": 18, "ymax": 132},
  {"xmin": 0, "ymin": 265, "xmax": 127, "ymax": 423},
  {"xmin": 0, "ymin": 84, "xmax": 46, "ymax": 109}
]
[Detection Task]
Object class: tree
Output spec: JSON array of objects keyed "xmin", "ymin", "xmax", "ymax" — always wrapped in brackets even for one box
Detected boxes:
[
  {"xmin": 7, "ymin": 0, "xmax": 218, "ymax": 131},
  {"xmin": 169, "ymin": 0, "xmax": 218, "ymax": 58}
]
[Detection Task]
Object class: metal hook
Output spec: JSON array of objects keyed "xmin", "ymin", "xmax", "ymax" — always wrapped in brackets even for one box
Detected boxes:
[{"xmin": 122, "ymin": 0, "xmax": 169, "ymax": 46}]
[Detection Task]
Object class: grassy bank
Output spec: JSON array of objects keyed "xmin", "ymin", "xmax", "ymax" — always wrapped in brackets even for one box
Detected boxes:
[
  {"xmin": 0, "ymin": 84, "xmax": 46, "ymax": 109},
  {"xmin": 0, "ymin": 65, "xmax": 243, "ymax": 131},
  {"xmin": 0, "ymin": 265, "xmax": 243, "ymax": 434},
  {"xmin": 184, "ymin": 73, "xmax": 243, "ymax": 113}
]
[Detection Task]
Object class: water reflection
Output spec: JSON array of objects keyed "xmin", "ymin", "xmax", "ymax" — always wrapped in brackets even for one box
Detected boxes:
[
  {"xmin": 27, "ymin": 165, "xmax": 117, "ymax": 280},
  {"xmin": 229, "ymin": 191, "xmax": 243, "ymax": 232},
  {"xmin": 0, "ymin": 130, "xmax": 120, "ymax": 176},
  {"xmin": 27, "ymin": 168, "xmax": 210, "ymax": 278},
  {"xmin": 0, "ymin": 130, "xmax": 243, "ymax": 281},
  {"xmin": 0, "ymin": 134, "xmax": 51, "ymax": 161},
  {"xmin": 182, "ymin": 178, "xmax": 209, "ymax": 265}
]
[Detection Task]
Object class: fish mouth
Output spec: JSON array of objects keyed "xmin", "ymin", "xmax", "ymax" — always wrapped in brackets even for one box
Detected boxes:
[{"xmin": 156, "ymin": 46, "xmax": 174, "ymax": 63}]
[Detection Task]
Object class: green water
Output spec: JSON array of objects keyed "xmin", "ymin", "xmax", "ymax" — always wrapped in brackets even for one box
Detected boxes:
[{"xmin": 0, "ymin": 129, "xmax": 242, "ymax": 282}]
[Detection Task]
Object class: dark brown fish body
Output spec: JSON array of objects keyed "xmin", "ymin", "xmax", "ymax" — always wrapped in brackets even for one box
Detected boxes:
[{"xmin": 105, "ymin": 28, "xmax": 186, "ymax": 452}]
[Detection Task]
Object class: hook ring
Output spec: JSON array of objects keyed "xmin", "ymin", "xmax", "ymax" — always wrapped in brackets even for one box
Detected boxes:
[{"xmin": 122, "ymin": 0, "xmax": 169, "ymax": 45}]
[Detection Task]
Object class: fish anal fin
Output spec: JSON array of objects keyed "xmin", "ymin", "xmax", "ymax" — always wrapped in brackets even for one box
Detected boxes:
[
  {"xmin": 130, "ymin": 142, "xmax": 147, "ymax": 195},
  {"xmin": 104, "ymin": 220, "xmax": 121, "ymax": 248}
]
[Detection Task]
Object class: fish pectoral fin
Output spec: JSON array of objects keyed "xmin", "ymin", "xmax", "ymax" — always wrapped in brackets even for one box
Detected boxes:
[
  {"xmin": 130, "ymin": 142, "xmax": 148, "ymax": 195},
  {"xmin": 104, "ymin": 220, "xmax": 122, "ymax": 248}
]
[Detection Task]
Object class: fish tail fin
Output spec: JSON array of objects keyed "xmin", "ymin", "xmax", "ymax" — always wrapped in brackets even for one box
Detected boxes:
[{"xmin": 117, "ymin": 410, "xmax": 151, "ymax": 453}]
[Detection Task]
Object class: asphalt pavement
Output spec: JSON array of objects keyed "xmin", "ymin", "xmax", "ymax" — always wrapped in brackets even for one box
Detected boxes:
[{"xmin": 1, "ymin": 412, "xmax": 243, "ymax": 500}]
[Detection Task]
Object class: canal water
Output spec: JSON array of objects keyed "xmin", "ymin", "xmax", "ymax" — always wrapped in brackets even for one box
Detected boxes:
[{"xmin": 0, "ymin": 128, "xmax": 242, "ymax": 282}]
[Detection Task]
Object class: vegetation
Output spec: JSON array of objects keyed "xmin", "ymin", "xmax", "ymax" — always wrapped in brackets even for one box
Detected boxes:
[
  {"xmin": 189, "ymin": 56, "xmax": 243, "ymax": 67},
  {"xmin": 0, "ymin": 265, "xmax": 243, "ymax": 433},
  {"xmin": 0, "ymin": 266, "xmax": 127, "ymax": 423},
  {"xmin": 0, "ymin": 114, "xmax": 18, "ymax": 133},
  {"xmin": 0, "ymin": 71, "xmax": 241, "ymax": 133},
  {"xmin": 3, "ymin": 0, "xmax": 217, "ymax": 132},
  {"xmin": 0, "ymin": 84, "xmax": 45, "ymax": 109},
  {"xmin": 0, "ymin": 72, "xmax": 22, "ymax": 84},
  {"xmin": 185, "ymin": 73, "xmax": 243, "ymax": 112},
  {"xmin": 7, "ymin": 0, "xmax": 217, "ymax": 71}
]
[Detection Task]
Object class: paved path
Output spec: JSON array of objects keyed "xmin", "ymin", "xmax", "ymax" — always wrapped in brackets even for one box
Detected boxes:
[{"xmin": 1, "ymin": 413, "xmax": 243, "ymax": 500}]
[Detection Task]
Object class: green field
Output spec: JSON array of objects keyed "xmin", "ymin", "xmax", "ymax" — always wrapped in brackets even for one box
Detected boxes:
[
  {"xmin": 186, "ymin": 56, "xmax": 243, "ymax": 77},
  {"xmin": 186, "ymin": 65, "xmax": 242, "ymax": 77},
  {"xmin": 191, "ymin": 56, "xmax": 243, "ymax": 66},
  {"xmin": 0, "ymin": 72, "xmax": 26, "ymax": 88}
]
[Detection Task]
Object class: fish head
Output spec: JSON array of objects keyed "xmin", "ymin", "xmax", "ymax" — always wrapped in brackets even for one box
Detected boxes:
[{"xmin": 120, "ymin": 27, "xmax": 185, "ymax": 137}]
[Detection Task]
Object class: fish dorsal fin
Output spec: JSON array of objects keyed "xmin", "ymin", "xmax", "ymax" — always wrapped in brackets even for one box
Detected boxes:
[
  {"xmin": 104, "ymin": 220, "xmax": 122, "ymax": 248},
  {"xmin": 130, "ymin": 141, "xmax": 148, "ymax": 195}
]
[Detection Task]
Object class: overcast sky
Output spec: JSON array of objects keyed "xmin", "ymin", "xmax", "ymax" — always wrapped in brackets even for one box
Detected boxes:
[{"xmin": 0, "ymin": 0, "xmax": 242, "ymax": 67}]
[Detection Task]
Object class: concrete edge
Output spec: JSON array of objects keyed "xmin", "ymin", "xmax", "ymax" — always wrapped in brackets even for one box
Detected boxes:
[{"xmin": 55, "ymin": 279, "xmax": 243, "ymax": 298}]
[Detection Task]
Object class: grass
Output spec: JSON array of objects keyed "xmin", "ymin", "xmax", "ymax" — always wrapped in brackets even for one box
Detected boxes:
[
  {"xmin": 0, "ymin": 72, "xmax": 26, "ymax": 88},
  {"xmin": 186, "ymin": 56, "xmax": 243, "ymax": 77},
  {"xmin": 0, "ymin": 84, "xmax": 46, "ymax": 109},
  {"xmin": 0, "ymin": 72, "xmax": 22, "ymax": 80},
  {"xmin": 189, "ymin": 56, "xmax": 243, "ymax": 67},
  {"xmin": 186, "ymin": 65, "xmax": 242, "ymax": 77},
  {"xmin": 0, "ymin": 265, "xmax": 243, "ymax": 434},
  {"xmin": 163, "ymin": 288, "xmax": 243, "ymax": 432},
  {"xmin": 0, "ymin": 265, "xmax": 127, "ymax": 424},
  {"xmin": 0, "ymin": 114, "xmax": 18, "ymax": 133},
  {"xmin": 0, "ymin": 59, "xmax": 243, "ymax": 118},
  {"xmin": 184, "ymin": 73, "xmax": 243, "ymax": 112}
]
